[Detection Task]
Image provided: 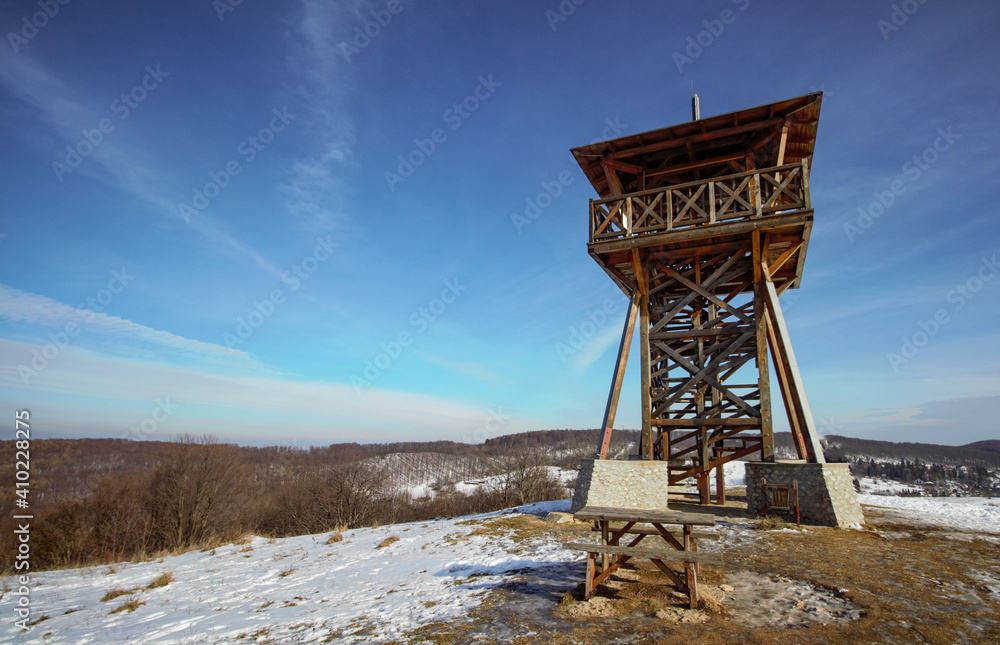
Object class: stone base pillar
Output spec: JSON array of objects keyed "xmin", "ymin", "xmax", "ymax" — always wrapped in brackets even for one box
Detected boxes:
[
  {"xmin": 571, "ymin": 459, "xmax": 671, "ymax": 512},
  {"xmin": 746, "ymin": 461, "xmax": 864, "ymax": 528}
]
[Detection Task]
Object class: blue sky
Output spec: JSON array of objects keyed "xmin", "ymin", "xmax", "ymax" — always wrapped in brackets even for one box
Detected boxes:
[{"xmin": 0, "ymin": 0, "xmax": 998, "ymax": 447}]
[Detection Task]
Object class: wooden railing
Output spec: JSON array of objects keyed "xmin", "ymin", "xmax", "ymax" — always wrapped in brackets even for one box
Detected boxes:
[{"xmin": 589, "ymin": 161, "xmax": 811, "ymax": 244}]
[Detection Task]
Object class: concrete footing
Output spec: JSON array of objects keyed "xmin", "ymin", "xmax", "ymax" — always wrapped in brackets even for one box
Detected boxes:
[
  {"xmin": 570, "ymin": 459, "xmax": 672, "ymax": 512},
  {"xmin": 746, "ymin": 461, "xmax": 864, "ymax": 528}
]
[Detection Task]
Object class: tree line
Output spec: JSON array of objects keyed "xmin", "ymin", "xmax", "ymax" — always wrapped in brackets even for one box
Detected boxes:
[{"xmin": 0, "ymin": 434, "xmax": 570, "ymax": 574}]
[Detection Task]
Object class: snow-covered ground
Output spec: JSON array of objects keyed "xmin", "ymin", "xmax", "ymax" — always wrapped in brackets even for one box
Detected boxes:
[
  {"xmin": 6, "ymin": 480, "xmax": 999, "ymax": 644},
  {"xmin": 1, "ymin": 501, "xmax": 574, "ymax": 644},
  {"xmin": 859, "ymin": 494, "xmax": 1000, "ymax": 535}
]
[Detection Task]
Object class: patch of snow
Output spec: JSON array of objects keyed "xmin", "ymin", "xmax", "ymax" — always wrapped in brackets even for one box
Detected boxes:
[
  {"xmin": 860, "ymin": 494, "xmax": 1000, "ymax": 535},
  {"xmin": 516, "ymin": 499, "xmax": 572, "ymax": 517},
  {"xmin": 680, "ymin": 460, "xmax": 747, "ymax": 494},
  {"xmin": 858, "ymin": 477, "xmax": 924, "ymax": 496}
]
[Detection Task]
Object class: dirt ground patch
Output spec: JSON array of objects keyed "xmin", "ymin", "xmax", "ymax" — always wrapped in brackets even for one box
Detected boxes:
[{"xmin": 398, "ymin": 505, "xmax": 1000, "ymax": 644}]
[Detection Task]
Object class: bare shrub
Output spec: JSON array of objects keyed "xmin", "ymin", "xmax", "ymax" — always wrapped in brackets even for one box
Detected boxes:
[{"xmin": 146, "ymin": 435, "xmax": 248, "ymax": 551}]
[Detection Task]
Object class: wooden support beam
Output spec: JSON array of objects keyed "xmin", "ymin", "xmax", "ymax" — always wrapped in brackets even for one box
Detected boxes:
[
  {"xmin": 775, "ymin": 123, "xmax": 790, "ymax": 168},
  {"xmin": 753, "ymin": 232, "xmax": 775, "ymax": 461},
  {"xmin": 606, "ymin": 117, "xmax": 786, "ymax": 160},
  {"xmin": 597, "ymin": 294, "xmax": 640, "ymax": 459},
  {"xmin": 645, "ymin": 152, "xmax": 746, "ymax": 178},
  {"xmin": 715, "ymin": 461, "xmax": 726, "ymax": 505},
  {"xmin": 760, "ymin": 264, "xmax": 825, "ymax": 463},
  {"xmin": 603, "ymin": 162, "xmax": 625, "ymax": 197},
  {"xmin": 633, "ymin": 249, "xmax": 653, "ymax": 460}
]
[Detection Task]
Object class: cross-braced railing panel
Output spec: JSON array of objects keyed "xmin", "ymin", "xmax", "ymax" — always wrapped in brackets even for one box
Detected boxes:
[{"xmin": 588, "ymin": 161, "xmax": 810, "ymax": 244}]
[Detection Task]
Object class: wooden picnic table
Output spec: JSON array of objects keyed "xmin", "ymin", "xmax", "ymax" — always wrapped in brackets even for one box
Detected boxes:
[{"xmin": 565, "ymin": 506, "xmax": 720, "ymax": 608}]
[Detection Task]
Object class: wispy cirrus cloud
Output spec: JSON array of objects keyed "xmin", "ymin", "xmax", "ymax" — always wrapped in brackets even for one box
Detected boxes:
[
  {"xmin": 414, "ymin": 350, "xmax": 500, "ymax": 382},
  {"xmin": 571, "ymin": 322, "xmax": 622, "ymax": 371},
  {"xmin": 0, "ymin": 50, "xmax": 279, "ymax": 276},
  {"xmin": 278, "ymin": 0, "xmax": 368, "ymax": 232},
  {"xmin": 0, "ymin": 284, "xmax": 248, "ymax": 360}
]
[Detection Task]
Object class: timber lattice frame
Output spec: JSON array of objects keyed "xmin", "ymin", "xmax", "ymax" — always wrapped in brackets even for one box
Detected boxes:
[{"xmin": 579, "ymin": 92, "xmax": 827, "ymax": 505}]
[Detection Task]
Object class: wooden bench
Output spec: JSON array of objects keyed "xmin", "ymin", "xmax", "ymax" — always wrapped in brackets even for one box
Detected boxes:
[
  {"xmin": 568, "ymin": 506, "xmax": 722, "ymax": 608},
  {"xmin": 564, "ymin": 542, "xmax": 723, "ymax": 606},
  {"xmin": 591, "ymin": 524, "xmax": 720, "ymax": 541}
]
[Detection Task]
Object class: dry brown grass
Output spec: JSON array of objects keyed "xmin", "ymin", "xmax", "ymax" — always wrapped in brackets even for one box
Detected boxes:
[
  {"xmin": 100, "ymin": 588, "xmax": 136, "ymax": 603},
  {"xmin": 376, "ymin": 536, "xmax": 399, "ymax": 549},
  {"xmin": 109, "ymin": 598, "xmax": 144, "ymax": 614},
  {"xmin": 756, "ymin": 515, "xmax": 788, "ymax": 531},
  {"xmin": 145, "ymin": 572, "xmax": 173, "ymax": 589}
]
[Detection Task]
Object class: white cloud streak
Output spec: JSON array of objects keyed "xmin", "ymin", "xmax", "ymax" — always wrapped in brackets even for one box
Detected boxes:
[
  {"xmin": 0, "ymin": 284, "xmax": 247, "ymax": 359},
  {"xmin": 0, "ymin": 339, "xmax": 544, "ymax": 445}
]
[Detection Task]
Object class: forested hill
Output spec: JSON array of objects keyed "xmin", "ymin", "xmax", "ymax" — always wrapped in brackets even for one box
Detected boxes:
[
  {"xmin": 963, "ymin": 440, "xmax": 1000, "ymax": 455},
  {"xmin": 821, "ymin": 434, "xmax": 1000, "ymax": 467}
]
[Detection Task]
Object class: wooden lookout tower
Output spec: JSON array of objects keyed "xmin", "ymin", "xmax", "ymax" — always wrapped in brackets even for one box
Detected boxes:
[{"xmin": 571, "ymin": 92, "xmax": 828, "ymax": 506}]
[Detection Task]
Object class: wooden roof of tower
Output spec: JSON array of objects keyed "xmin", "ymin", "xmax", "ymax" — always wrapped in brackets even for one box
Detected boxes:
[
  {"xmin": 571, "ymin": 92, "xmax": 822, "ymax": 198},
  {"xmin": 573, "ymin": 92, "xmax": 823, "ymax": 295}
]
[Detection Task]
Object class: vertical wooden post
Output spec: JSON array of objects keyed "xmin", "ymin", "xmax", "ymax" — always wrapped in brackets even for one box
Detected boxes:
[
  {"xmin": 697, "ymin": 472, "xmax": 710, "ymax": 505},
  {"xmin": 684, "ymin": 523, "xmax": 698, "ymax": 609},
  {"xmin": 715, "ymin": 463, "xmax": 726, "ymax": 505},
  {"xmin": 633, "ymin": 249, "xmax": 653, "ymax": 460},
  {"xmin": 708, "ymin": 181, "xmax": 716, "ymax": 224},
  {"xmin": 752, "ymin": 232, "xmax": 774, "ymax": 462}
]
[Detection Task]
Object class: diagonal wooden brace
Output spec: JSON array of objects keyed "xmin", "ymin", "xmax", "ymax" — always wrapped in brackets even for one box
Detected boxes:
[{"xmin": 596, "ymin": 293, "xmax": 640, "ymax": 459}]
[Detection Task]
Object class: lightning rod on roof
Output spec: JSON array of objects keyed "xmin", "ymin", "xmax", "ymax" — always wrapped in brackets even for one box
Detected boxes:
[{"xmin": 691, "ymin": 82, "xmax": 700, "ymax": 120}]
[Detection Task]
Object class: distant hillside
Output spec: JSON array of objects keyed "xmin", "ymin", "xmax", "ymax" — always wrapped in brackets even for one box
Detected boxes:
[
  {"xmin": 963, "ymin": 440, "xmax": 1000, "ymax": 455},
  {"xmin": 821, "ymin": 434, "xmax": 1000, "ymax": 468}
]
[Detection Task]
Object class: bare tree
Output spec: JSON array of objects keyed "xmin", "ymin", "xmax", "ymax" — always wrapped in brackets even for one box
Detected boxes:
[{"xmin": 485, "ymin": 447, "xmax": 565, "ymax": 507}]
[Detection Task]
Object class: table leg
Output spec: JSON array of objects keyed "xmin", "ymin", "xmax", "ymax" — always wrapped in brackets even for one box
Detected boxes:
[
  {"xmin": 600, "ymin": 520, "xmax": 610, "ymax": 571},
  {"xmin": 585, "ymin": 551, "xmax": 595, "ymax": 599},
  {"xmin": 684, "ymin": 523, "xmax": 698, "ymax": 609}
]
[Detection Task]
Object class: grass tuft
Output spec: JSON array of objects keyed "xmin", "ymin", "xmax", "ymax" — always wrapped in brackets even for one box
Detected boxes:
[
  {"xmin": 145, "ymin": 572, "xmax": 173, "ymax": 589},
  {"xmin": 100, "ymin": 588, "xmax": 136, "ymax": 603},
  {"xmin": 757, "ymin": 515, "xmax": 788, "ymax": 531},
  {"xmin": 109, "ymin": 598, "xmax": 145, "ymax": 614},
  {"xmin": 376, "ymin": 536, "xmax": 399, "ymax": 549}
]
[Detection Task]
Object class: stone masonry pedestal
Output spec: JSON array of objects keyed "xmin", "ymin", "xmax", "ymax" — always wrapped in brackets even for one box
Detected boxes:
[
  {"xmin": 746, "ymin": 461, "xmax": 864, "ymax": 528},
  {"xmin": 571, "ymin": 459, "xmax": 672, "ymax": 512}
]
